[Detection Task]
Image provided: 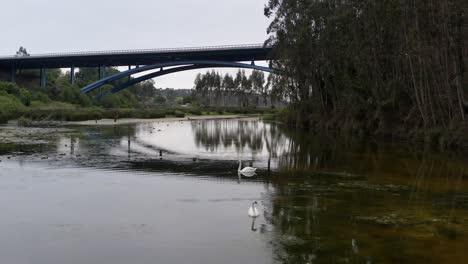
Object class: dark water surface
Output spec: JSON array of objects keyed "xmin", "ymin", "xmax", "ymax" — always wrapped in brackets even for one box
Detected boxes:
[{"xmin": 1, "ymin": 119, "xmax": 468, "ymax": 263}]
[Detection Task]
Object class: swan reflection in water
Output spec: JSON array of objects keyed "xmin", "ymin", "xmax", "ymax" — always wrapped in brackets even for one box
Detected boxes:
[
  {"xmin": 237, "ymin": 171, "xmax": 256, "ymax": 184},
  {"xmin": 251, "ymin": 217, "xmax": 258, "ymax": 232},
  {"xmin": 249, "ymin": 201, "xmax": 260, "ymax": 232},
  {"xmin": 238, "ymin": 170, "xmax": 257, "ymax": 182}
]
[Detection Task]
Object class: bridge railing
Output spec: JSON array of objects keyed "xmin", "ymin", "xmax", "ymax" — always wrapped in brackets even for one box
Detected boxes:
[{"xmin": 0, "ymin": 44, "xmax": 269, "ymax": 60}]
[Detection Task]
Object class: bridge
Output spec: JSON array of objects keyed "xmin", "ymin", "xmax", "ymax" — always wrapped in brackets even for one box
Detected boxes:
[{"xmin": 0, "ymin": 44, "xmax": 274, "ymax": 95}]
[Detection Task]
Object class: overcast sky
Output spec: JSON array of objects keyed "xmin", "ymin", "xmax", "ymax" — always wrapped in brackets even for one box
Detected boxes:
[{"xmin": 1, "ymin": 0, "xmax": 270, "ymax": 88}]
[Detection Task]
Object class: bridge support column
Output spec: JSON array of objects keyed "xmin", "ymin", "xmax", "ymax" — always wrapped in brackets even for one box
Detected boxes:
[
  {"xmin": 10, "ymin": 65, "xmax": 16, "ymax": 83},
  {"xmin": 98, "ymin": 65, "xmax": 107, "ymax": 80},
  {"xmin": 40, "ymin": 67, "xmax": 46, "ymax": 87},
  {"xmin": 128, "ymin": 66, "xmax": 131, "ymax": 82},
  {"xmin": 97, "ymin": 66, "xmax": 102, "ymax": 98},
  {"xmin": 70, "ymin": 66, "xmax": 75, "ymax": 85}
]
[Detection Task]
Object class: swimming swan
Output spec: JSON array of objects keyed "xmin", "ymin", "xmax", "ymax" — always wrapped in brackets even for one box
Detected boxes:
[
  {"xmin": 238, "ymin": 160, "xmax": 257, "ymax": 174},
  {"xmin": 248, "ymin": 201, "xmax": 260, "ymax": 217}
]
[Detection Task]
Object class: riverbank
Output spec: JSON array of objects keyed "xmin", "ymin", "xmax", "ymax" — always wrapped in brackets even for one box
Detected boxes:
[
  {"xmin": 0, "ymin": 124, "xmax": 73, "ymax": 145},
  {"xmin": 0, "ymin": 115, "xmax": 262, "ymax": 145},
  {"xmin": 69, "ymin": 115, "xmax": 261, "ymax": 126}
]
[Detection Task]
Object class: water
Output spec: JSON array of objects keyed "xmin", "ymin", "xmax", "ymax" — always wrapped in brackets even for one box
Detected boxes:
[{"xmin": 1, "ymin": 119, "xmax": 468, "ymax": 263}]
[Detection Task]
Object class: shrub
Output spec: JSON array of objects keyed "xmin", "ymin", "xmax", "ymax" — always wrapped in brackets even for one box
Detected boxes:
[
  {"xmin": 19, "ymin": 88, "xmax": 32, "ymax": 106},
  {"xmin": 187, "ymin": 109, "xmax": 202, "ymax": 115},
  {"xmin": 32, "ymin": 91, "xmax": 51, "ymax": 103},
  {"xmin": 0, "ymin": 82, "xmax": 20, "ymax": 95},
  {"xmin": 17, "ymin": 116, "xmax": 33, "ymax": 127},
  {"xmin": 0, "ymin": 92, "xmax": 27, "ymax": 123}
]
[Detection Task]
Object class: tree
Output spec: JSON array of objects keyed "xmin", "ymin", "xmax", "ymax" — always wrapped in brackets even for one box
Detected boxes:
[
  {"xmin": 15, "ymin": 46, "xmax": 30, "ymax": 57},
  {"xmin": 240, "ymin": 70, "xmax": 252, "ymax": 107},
  {"xmin": 182, "ymin": 96, "xmax": 193, "ymax": 105},
  {"xmin": 222, "ymin": 74, "xmax": 235, "ymax": 93},
  {"xmin": 250, "ymin": 70, "xmax": 266, "ymax": 106},
  {"xmin": 19, "ymin": 88, "xmax": 32, "ymax": 106},
  {"xmin": 264, "ymin": 0, "xmax": 468, "ymax": 132},
  {"xmin": 154, "ymin": 95, "xmax": 167, "ymax": 104}
]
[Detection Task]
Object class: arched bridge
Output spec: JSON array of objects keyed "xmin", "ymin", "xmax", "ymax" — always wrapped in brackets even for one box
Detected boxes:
[
  {"xmin": 0, "ymin": 44, "xmax": 274, "ymax": 93},
  {"xmin": 82, "ymin": 60, "xmax": 274, "ymax": 95}
]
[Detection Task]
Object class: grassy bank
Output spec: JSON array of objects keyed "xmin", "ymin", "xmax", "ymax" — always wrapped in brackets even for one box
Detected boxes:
[
  {"xmin": 0, "ymin": 98, "xmax": 276, "ymax": 124},
  {"xmin": 0, "ymin": 91, "xmax": 28, "ymax": 123}
]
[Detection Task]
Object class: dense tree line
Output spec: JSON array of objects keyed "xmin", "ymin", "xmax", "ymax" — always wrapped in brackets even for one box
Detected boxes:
[
  {"xmin": 194, "ymin": 69, "xmax": 271, "ymax": 107},
  {"xmin": 264, "ymin": 0, "xmax": 467, "ymax": 140}
]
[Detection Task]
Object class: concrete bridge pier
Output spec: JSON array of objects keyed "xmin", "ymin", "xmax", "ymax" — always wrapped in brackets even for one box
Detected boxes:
[
  {"xmin": 101, "ymin": 65, "xmax": 106, "ymax": 79},
  {"xmin": 10, "ymin": 65, "xmax": 16, "ymax": 83},
  {"xmin": 70, "ymin": 65, "xmax": 75, "ymax": 85},
  {"xmin": 40, "ymin": 67, "xmax": 46, "ymax": 87},
  {"xmin": 98, "ymin": 65, "xmax": 107, "ymax": 79},
  {"xmin": 128, "ymin": 66, "xmax": 131, "ymax": 82},
  {"xmin": 97, "ymin": 65, "xmax": 107, "ymax": 97}
]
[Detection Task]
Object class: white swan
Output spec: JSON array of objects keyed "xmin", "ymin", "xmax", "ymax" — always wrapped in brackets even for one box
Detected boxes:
[
  {"xmin": 238, "ymin": 160, "xmax": 257, "ymax": 174},
  {"xmin": 248, "ymin": 201, "xmax": 260, "ymax": 217}
]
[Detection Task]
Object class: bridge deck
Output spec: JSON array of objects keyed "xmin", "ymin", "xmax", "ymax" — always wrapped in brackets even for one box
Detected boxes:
[{"xmin": 0, "ymin": 44, "xmax": 271, "ymax": 69}]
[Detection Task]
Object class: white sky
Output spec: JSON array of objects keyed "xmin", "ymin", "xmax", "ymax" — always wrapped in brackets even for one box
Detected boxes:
[{"xmin": 1, "ymin": 0, "xmax": 270, "ymax": 88}]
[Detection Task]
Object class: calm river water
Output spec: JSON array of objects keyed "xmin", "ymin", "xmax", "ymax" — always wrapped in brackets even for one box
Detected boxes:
[{"xmin": 1, "ymin": 118, "xmax": 468, "ymax": 264}]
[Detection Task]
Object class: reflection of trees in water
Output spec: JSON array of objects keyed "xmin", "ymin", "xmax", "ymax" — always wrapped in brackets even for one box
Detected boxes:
[
  {"xmin": 276, "ymin": 128, "xmax": 468, "ymax": 187},
  {"xmin": 191, "ymin": 120, "xmax": 291, "ymax": 160},
  {"xmin": 275, "ymin": 130, "xmax": 365, "ymax": 172},
  {"xmin": 192, "ymin": 120, "xmax": 263, "ymax": 153},
  {"xmin": 264, "ymin": 131, "xmax": 468, "ymax": 263}
]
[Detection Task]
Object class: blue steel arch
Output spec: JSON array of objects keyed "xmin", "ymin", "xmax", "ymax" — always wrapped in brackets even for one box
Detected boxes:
[
  {"xmin": 112, "ymin": 64, "xmax": 236, "ymax": 93},
  {"xmin": 81, "ymin": 60, "xmax": 275, "ymax": 94}
]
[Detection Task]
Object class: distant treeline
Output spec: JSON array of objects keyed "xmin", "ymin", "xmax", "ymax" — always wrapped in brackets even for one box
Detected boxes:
[
  {"xmin": 193, "ymin": 69, "xmax": 280, "ymax": 108},
  {"xmin": 265, "ymin": 0, "xmax": 467, "ymax": 144}
]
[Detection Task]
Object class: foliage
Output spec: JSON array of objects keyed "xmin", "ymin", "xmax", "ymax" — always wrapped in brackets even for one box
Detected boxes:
[
  {"xmin": 182, "ymin": 96, "xmax": 193, "ymax": 105},
  {"xmin": 264, "ymin": 0, "xmax": 468, "ymax": 137},
  {"xmin": 31, "ymin": 91, "xmax": 51, "ymax": 103},
  {"xmin": 175, "ymin": 97, "xmax": 184, "ymax": 105},
  {"xmin": 17, "ymin": 116, "xmax": 33, "ymax": 127},
  {"xmin": 19, "ymin": 89, "xmax": 32, "ymax": 106},
  {"xmin": 15, "ymin": 46, "xmax": 30, "ymax": 57},
  {"xmin": 154, "ymin": 95, "xmax": 167, "ymax": 104},
  {"xmin": 0, "ymin": 82, "xmax": 21, "ymax": 95},
  {"xmin": 194, "ymin": 69, "xmax": 270, "ymax": 107},
  {"xmin": 174, "ymin": 111, "xmax": 185, "ymax": 118},
  {"xmin": 0, "ymin": 91, "xmax": 27, "ymax": 123}
]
